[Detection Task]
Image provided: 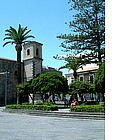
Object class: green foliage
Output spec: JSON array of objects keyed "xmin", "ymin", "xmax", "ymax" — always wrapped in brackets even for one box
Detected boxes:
[
  {"xmin": 43, "ymin": 101, "xmax": 54, "ymax": 106},
  {"xmin": 94, "ymin": 62, "xmax": 105, "ymax": 94},
  {"xmin": 18, "ymin": 72, "xmax": 68, "ymax": 103},
  {"xmin": 3, "ymin": 24, "xmax": 35, "ymax": 47},
  {"xmin": 31, "ymin": 72, "xmax": 68, "ymax": 95},
  {"xmin": 3, "ymin": 24, "xmax": 35, "ymax": 104},
  {"xmin": 56, "ymin": 0, "xmax": 105, "ymax": 64},
  {"xmin": 34, "ymin": 100, "xmax": 43, "ymax": 105},
  {"xmin": 55, "ymin": 56, "xmax": 85, "ymax": 80},
  {"xmin": 70, "ymin": 104, "xmax": 105, "ymax": 112},
  {"xmin": 69, "ymin": 81, "xmax": 91, "ymax": 95},
  {"xmin": 18, "ymin": 80, "xmax": 31, "ymax": 94},
  {"xmin": 6, "ymin": 104, "xmax": 58, "ymax": 111}
]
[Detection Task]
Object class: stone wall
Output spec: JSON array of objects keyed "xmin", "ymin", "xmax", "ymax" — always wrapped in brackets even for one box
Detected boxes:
[
  {"xmin": 23, "ymin": 59, "xmax": 33, "ymax": 81},
  {"xmin": 0, "ymin": 58, "xmax": 23, "ymax": 106}
]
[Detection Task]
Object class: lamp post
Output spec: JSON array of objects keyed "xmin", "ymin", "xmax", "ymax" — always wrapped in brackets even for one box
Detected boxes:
[{"xmin": 0, "ymin": 71, "xmax": 9, "ymax": 106}]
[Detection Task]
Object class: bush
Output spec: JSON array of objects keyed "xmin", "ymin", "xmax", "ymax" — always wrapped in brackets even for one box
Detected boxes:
[
  {"xmin": 43, "ymin": 101, "xmax": 54, "ymax": 106},
  {"xmin": 6, "ymin": 104, "xmax": 58, "ymax": 111},
  {"xmin": 34, "ymin": 100, "xmax": 43, "ymax": 105},
  {"xmin": 70, "ymin": 104, "xmax": 105, "ymax": 112}
]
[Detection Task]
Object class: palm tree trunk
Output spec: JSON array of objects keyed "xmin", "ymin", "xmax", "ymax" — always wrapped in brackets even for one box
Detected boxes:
[
  {"xmin": 16, "ymin": 45, "xmax": 22, "ymax": 104},
  {"xmin": 17, "ymin": 50, "xmax": 21, "ymax": 84}
]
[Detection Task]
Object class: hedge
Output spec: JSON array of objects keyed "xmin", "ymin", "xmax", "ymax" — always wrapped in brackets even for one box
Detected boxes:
[
  {"xmin": 70, "ymin": 104, "xmax": 105, "ymax": 112},
  {"xmin": 6, "ymin": 104, "xmax": 58, "ymax": 111}
]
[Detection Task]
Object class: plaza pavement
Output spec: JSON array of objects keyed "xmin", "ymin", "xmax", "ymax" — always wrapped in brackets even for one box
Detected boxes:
[
  {"xmin": 3, "ymin": 107, "xmax": 105, "ymax": 120},
  {"xmin": 0, "ymin": 107, "xmax": 105, "ymax": 140}
]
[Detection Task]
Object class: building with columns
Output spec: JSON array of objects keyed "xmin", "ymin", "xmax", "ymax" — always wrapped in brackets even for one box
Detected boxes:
[{"xmin": 0, "ymin": 41, "xmax": 61, "ymax": 106}]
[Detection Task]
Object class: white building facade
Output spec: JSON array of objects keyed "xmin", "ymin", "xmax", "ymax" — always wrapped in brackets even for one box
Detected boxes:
[{"xmin": 65, "ymin": 64, "xmax": 99, "ymax": 85}]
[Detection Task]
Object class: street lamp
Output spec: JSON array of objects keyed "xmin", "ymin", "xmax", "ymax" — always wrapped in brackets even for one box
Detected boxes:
[{"xmin": 0, "ymin": 71, "xmax": 9, "ymax": 106}]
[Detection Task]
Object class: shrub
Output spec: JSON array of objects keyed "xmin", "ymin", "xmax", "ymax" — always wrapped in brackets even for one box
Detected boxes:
[
  {"xmin": 43, "ymin": 101, "xmax": 54, "ymax": 106},
  {"xmin": 6, "ymin": 104, "xmax": 58, "ymax": 111},
  {"xmin": 34, "ymin": 100, "xmax": 43, "ymax": 105},
  {"xmin": 70, "ymin": 104, "xmax": 105, "ymax": 112}
]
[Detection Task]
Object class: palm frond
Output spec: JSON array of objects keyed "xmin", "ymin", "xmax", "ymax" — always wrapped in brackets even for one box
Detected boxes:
[
  {"xmin": 3, "ymin": 41, "xmax": 12, "ymax": 47},
  {"xmin": 18, "ymin": 24, "xmax": 22, "ymax": 34},
  {"xmin": 23, "ymin": 35, "xmax": 35, "ymax": 40},
  {"xmin": 5, "ymin": 28, "xmax": 17, "ymax": 42},
  {"xmin": 3, "ymin": 36, "xmax": 13, "ymax": 40},
  {"xmin": 17, "ymin": 24, "xmax": 23, "ymax": 39},
  {"xmin": 5, "ymin": 33, "xmax": 13, "ymax": 36},
  {"xmin": 58, "ymin": 65, "xmax": 69, "ymax": 70},
  {"xmin": 3, "ymin": 25, "xmax": 35, "ymax": 47},
  {"xmin": 23, "ymin": 29, "xmax": 32, "ymax": 38},
  {"xmin": 21, "ymin": 26, "xmax": 28, "ymax": 35},
  {"xmin": 9, "ymin": 26, "xmax": 18, "ymax": 37}
]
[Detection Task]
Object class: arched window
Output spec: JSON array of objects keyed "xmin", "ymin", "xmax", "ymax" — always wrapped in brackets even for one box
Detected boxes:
[
  {"xmin": 27, "ymin": 49, "xmax": 30, "ymax": 55},
  {"xmin": 36, "ymin": 48, "xmax": 39, "ymax": 55}
]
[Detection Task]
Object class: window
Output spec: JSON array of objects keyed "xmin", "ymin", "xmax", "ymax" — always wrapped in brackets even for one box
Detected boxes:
[
  {"xmin": 36, "ymin": 48, "xmax": 39, "ymax": 55},
  {"xmin": 27, "ymin": 49, "xmax": 30, "ymax": 55},
  {"xmin": 71, "ymin": 77, "xmax": 74, "ymax": 83},
  {"xmin": 89, "ymin": 75, "xmax": 93, "ymax": 84},
  {"xmin": 79, "ymin": 76, "xmax": 84, "ymax": 81}
]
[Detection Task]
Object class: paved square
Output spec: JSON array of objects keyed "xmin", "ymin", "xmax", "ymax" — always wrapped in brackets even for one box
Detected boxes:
[{"xmin": 0, "ymin": 109, "xmax": 104, "ymax": 140}]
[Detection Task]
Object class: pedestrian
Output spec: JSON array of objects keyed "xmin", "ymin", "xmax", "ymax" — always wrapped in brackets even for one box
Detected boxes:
[
  {"xmin": 64, "ymin": 97, "xmax": 68, "ymax": 107},
  {"xmin": 71, "ymin": 98, "xmax": 78, "ymax": 106},
  {"xmin": 69, "ymin": 95, "xmax": 73, "ymax": 107}
]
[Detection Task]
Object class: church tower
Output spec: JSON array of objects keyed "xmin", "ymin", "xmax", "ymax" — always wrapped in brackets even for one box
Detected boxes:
[{"xmin": 23, "ymin": 41, "xmax": 43, "ymax": 81}]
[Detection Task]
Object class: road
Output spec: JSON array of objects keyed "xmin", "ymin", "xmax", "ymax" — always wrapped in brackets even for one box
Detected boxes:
[{"xmin": 0, "ymin": 107, "xmax": 105, "ymax": 140}]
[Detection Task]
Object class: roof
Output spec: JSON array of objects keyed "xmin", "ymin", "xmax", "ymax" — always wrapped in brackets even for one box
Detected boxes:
[
  {"xmin": 65, "ymin": 64, "xmax": 99, "ymax": 76},
  {"xmin": 0, "ymin": 57, "xmax": 24, "ymax": 63},
  {"xmin": 24, "ymin": 41, "xmax": 43, "ymax": 46},
  {"xmin": 77, "ymin": 66, "xmax": 98, "ymax": 72},
  {"xmin": 0, "ymin": 57, "xmax": 17, "ymax": 62}
]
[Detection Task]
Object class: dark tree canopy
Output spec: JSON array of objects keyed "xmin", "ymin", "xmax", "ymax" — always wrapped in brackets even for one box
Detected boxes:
[
  {"xmin": 31, "ymin": 72, "xmax": 68, "ymax": 95},
  {"xmin": 18, "ymin": 72, "xmax": 68, "ymax": 103},
  {"xmin": 94, "ymin": 62, "xmax": 105, "ymax": 94},
  {"xmin": 55, "ymin": 55, "xmax": 85, "ymax": 80},
  {"xmin": 18, "ymin": 81, "xmax": 31, "ymax": 95},
  {"xmin": 69, "ymin": 81, "xmax": 91, "ymax": 95},
  {"xmin": 56, "ymin": 0, "xmax": 105, "ymax": 64},
  {"xmin": 3, "ymin": 24, "xmax": 35, "ymax": 48}
]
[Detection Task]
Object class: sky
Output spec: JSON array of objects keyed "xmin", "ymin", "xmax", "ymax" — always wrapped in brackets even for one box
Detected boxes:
[{"xmin": 0, "ymin": 0, "xmax": 75, "ymax": 75}]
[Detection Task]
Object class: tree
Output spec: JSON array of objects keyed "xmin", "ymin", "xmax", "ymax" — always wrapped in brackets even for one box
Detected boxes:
[
  {"xmin": 3, "ymin": 24, "xmax": 35, "ymax": 104},
  {"xmin": 94, "ymin": 62, "xmax": 105, "ymax": 101},
  {"xmin": 17, "ymin": 81, "xmax": 31, "ymax": 103},
  {"xmin": 31, "ymin": 72, "xmax": 68, "ymax": 103},
  {"xmin": 57, "ymin": 0, "xmax": 105, "ymax": 64},
  {"xmin": 69, "ymin": 81, "xmax": 91, "ymax": 101},
  {"xmin": 55, "ymin": 55, "xmax": 84, "ymax": 80}
]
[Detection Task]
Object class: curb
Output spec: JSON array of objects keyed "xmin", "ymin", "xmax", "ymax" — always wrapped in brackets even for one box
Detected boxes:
[{"xmin": 3, "ymin": 109, "xmax": 105, "ymax": 120}]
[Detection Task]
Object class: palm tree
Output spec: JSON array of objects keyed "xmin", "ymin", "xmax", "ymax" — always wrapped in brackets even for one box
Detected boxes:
[
  {"xmin": 58, "ymin": 56, "xmax": 84, "ymax": 81},
  {"xmin": 3, "ymin": 24, "xmax": 35, "ymax": 104}
]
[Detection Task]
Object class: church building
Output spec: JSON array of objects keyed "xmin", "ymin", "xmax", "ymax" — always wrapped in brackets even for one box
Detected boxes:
[{"xmin": 0, "ymin": 41, "xmax": 61, "ymax": 106}]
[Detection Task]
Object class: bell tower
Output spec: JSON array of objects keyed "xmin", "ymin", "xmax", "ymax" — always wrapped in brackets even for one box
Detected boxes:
[{"xmin": 23, "ymin": 41, "xmax": 43, "ymax": 81}]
